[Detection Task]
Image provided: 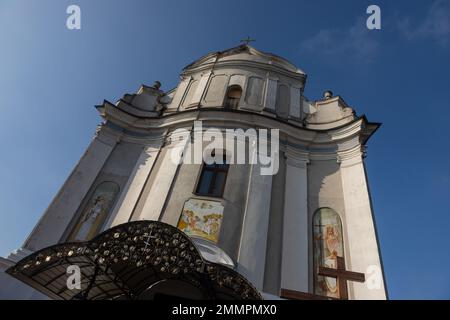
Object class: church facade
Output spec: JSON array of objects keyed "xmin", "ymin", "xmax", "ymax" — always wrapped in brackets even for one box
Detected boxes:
[{"xmin": 0, "ymin": 45, "xmax": 387, "ymax": 300}]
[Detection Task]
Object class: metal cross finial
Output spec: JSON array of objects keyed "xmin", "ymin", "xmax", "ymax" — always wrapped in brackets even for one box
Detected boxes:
[{"xmin": 240, "ymin": 36, "xmax": 256, "ymax": 45}]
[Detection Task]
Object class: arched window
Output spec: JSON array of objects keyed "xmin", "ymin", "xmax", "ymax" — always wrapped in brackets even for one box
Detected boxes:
[
  {"xmin": 195, "ymin": 151, "xmax": 229, "ymax": 197},
  {"xmin": 68, "ymin": 181, "xmax": 120, "ymax": 241},
  {"xmin": 224, "ymin": 85, "xmax": 242, "ymax": 109},
  {"xmin": 313, "ymin": 208, "xmax": 344, "ymax": 298}
]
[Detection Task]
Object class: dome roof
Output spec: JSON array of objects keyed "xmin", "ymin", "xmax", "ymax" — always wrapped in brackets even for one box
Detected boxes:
[{"xmin": 183, "ymin": 44, "xmax": 305, "ymax": 76}]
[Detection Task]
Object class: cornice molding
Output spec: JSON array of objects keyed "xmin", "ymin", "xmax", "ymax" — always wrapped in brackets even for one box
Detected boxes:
[
  {"xmin": 96, "ymin": 103, "xmax": 378, "ymax": 161},
  {"xmin": 337, "ymin": 145, "xmax": 364, "ymax": 166},
  {"xmin": 328, "ymin": 118, "xmax": 365, "ymax": 141},
  {"xmin": 95, "ymin": 124, "xmax": 119, "ymax": 147},
  {"xmin": 284, "ymin": 145, "xmax": 309, "ymax": 168},
  {"xmin": 309, "ymin": 152, "xmax": 339, "ymax": 162},
  {"xmin": 97, "ymin": 122, "xmax": 167, "ymax": 146},
  {"xmin": 6, "ymin": 247, "xmax": 34, "ymax": 263},
  {"xmin": 180, "ymin": 55, "xmax": 307, "ymax": 83},
  {"xmin": 0, "ymin": 257, "xmax": 14, "ymax": 270},
  {"xmin": 182, "ymin": 60, "xmax": 306, "ymax": 82}
]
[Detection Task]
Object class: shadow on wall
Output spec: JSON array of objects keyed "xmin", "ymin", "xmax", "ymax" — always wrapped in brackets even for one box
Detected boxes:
[{"xmin": 308, "ymin": 160, "xmax": 344, "ymax": 213}]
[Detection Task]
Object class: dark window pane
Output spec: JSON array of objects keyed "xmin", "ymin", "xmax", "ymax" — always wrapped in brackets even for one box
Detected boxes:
[
  {"xmin": 196, "ymin": 153, "xmax": 229, "ymax": 197},
  {"xmin": 211, "ymin": 172, "xmax": 227, "ymax": 196},
  {"xmin": 197, "ymin": 170, "xmax": 213, "ymax": 195}
]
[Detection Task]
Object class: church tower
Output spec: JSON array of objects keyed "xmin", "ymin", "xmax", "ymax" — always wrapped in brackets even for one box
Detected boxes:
[{"xmin": 0, "ymin": 45, "xmax": 387, "ymax": 300}]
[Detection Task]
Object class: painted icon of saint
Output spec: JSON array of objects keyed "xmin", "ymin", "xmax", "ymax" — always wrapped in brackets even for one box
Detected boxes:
[
  {"xmin": 325, "ymin": 225, "xmax": 340, "ymax": 257},
  {"xmin": 73, "ymin": 195, "xmax": 107, "ymax": 241},
  {"xmin": 68, "ymin": 182, "xmax": 119, "ymax": 242},
  {"xmin": 313, "ymin": 208, "xmax": 344, "ymax": 298}
]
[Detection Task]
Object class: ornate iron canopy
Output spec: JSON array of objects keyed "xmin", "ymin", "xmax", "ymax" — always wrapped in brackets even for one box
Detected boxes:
[{"xmin": 6, "ymin": 221, "xmax": 262, "ymax": 300}]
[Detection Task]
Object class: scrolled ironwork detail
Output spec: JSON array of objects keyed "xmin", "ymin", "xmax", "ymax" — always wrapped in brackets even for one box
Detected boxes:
[{"xmin": 7, "ymin": 220, "xmax": 262, "ymax": 300}]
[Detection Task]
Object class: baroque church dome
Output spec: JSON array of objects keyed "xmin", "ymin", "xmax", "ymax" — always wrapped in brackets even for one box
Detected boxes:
[
  {"xmin": 94, "ymin": 44, "xmax": 367, "ymax": 133},
  {"xmin": 183, "ymin": 44, "xmax": 306, "ymax": 76},
  {"xmin": 94, "ymin": 44, "xmax": 369, "ymax": 133}
]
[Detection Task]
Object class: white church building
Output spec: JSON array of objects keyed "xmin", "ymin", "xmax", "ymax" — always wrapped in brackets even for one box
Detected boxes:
[{"xmin": 0, "ymin": 44, "xmax": 387, "ymax": 300}]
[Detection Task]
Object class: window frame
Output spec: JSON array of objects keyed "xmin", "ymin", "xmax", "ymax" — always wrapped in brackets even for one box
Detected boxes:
[
  {"xmin": 224, "ymin": 85, "xmax": 243, "ymax": 109},
  {"xmin": 312, "ymin": 207, "xmax": 345, "ymax": 298},
  {"xmin": 194, "ymin": 154, "xmax": 230, "ymax": 198}
]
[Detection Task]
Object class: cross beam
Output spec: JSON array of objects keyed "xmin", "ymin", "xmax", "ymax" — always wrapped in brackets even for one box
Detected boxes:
[
  {"xmin": 240, "ymin": 36, "xmax": 256, "ymax": 45},
  {"xmin": 318, "ymin": 256, "xmax": 365, "ymax": 300}
]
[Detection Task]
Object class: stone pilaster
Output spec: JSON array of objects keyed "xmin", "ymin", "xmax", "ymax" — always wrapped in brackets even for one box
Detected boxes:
[
  {"xmin": 138, "ymin": 130, "xmax": 190, "ymax": 222},
  {"xmin": 280, "ymin": 147, "xmax": 309, "ymax": 294},
  {"xmin": 236, "ymin": 149, "xmax": 274, "ymax": 290},
  {"xmin": 338, "ymin": 146, "xmax": 387, "ymax": 299},
  {"xmin": 105, "ymin": 142, "xmax": 162, "ymax": 228}
]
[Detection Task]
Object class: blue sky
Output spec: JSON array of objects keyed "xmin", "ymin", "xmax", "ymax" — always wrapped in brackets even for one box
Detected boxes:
[{"xmin": 0, "ymin": 0, "xmax": 449, "ymax": 299}]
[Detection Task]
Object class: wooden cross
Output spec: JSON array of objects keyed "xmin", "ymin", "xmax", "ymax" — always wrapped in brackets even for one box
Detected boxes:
[
  {"xmin": 318, "ymin": 256, "xmax": 365, "ymax": 300},
  {"xmin": 240, "ymin": 36, "xmax": 256, "ymax": 45}
]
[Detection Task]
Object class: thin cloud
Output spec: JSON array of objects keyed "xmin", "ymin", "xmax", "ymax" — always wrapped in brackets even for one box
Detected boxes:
[
  {"xmin": 398, "ymin": 0, "xmax": 450, "ymax": 45},
  {"xmin": 300, "ymin": 18, "xmax": 380, "ymax": 63}
]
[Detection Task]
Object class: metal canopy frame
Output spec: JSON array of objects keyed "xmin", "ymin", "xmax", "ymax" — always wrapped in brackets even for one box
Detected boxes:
[{"xmin": 6, "ymin": 221, "xmax": 262, "ymax": 300}]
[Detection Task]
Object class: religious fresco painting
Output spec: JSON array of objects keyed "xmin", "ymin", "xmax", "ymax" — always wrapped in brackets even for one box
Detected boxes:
[
  {"xmin": 68, "ymin": 181, "xmax": 120, "ymax": 242},
  {"xmin": 313, "ymin": 208, "xmax": 344, "ymax": 298},
  {"xmin": 177, "ymin": 198, "xmax": 224, "ymax": 243}
]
